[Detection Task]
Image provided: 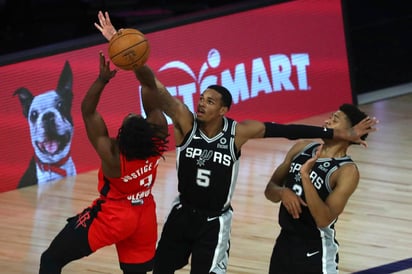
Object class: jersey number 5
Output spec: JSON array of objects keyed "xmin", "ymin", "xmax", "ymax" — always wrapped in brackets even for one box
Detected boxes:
[{"xmin": 197, "ymin": 168, "xmax": 211, "ymax": 187}]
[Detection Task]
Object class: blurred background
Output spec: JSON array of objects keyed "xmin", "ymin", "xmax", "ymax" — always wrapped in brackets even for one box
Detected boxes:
[{"xmin": 1, "ymin": 0, "xmax": 412, "ymax": 96}]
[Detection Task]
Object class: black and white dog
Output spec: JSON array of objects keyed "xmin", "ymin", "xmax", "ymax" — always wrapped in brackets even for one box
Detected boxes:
[{"xmin": 14, "ymin": 61, "xmax": 76, "ymax": 188}]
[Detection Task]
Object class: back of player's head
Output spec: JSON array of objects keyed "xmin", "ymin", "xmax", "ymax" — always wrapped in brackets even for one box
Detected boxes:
[
  {"xmin": 339, "ymin": 103, "xmax": 368, "ymax": 141},
  {"xmin": 117, "ymin": 115, "xmax": 168, "ymax": 160},
  {"xmin": 207, "ymin": 85, "xmax": 232, "ymax": 110}
]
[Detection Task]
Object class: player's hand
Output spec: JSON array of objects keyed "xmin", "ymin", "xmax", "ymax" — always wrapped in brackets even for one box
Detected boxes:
[
  {"xmin": 98, "ymin": 51, "xmax": 117, "ymax": 83},
  {"xmin": 349, "ymin": 116, "xmax": 379, "ymax": 147},
  {"xmin": 300, "ymin": 145, "xmax": 321, "ymax": 176},
  {"xmin": 95, "ymin": 11, "xmax": 117, "ymax": 41},
  {"xmin": 281, "ymin": 188, "xmax": 307, "ymax": 219}
]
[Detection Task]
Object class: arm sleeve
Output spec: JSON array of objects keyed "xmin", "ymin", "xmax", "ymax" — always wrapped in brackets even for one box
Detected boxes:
[{"xmin": 263, "ymin": 122, "xmax": 333, "ymax": 140}]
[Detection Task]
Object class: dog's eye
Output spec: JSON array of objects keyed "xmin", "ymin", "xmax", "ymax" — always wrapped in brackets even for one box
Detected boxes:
[
  {"xmin": 57, "ymin": 101, "xmax": 63, "ymax": 109},
  {"xmin": 30, "ymin": 111, "xmax": 38, "ymax": 122}
]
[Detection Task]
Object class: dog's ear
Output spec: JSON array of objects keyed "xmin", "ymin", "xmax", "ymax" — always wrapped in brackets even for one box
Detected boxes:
[
  {"xmin": 13, "ymin": 87, "xmax": 34, "ymax": 118},
  {"xmin": 56, "ymin": 61, "xmax": 73, "ymax": 102},
  {"xmin": 56, "ymin": 61, "xmax": 74, "ymax": 124}
]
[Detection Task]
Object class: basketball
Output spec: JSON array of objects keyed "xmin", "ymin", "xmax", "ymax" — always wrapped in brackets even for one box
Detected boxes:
[{"xmin": 108, "ymin": 28, "xmax": 150, "ymax": 70}]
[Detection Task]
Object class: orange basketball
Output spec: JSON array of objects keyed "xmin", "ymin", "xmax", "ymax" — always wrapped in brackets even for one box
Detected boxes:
[{"xmin": 108, "ymin": 28, "xmax": 150, "ymax": 70}]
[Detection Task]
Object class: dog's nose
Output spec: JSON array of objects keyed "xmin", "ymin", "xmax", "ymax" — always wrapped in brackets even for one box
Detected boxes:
[
  {"xmin": 43, "ymin": 112, "xmax": 56, "ymax": 131},
  {"xmin": 43, "ymin": 112, "xmax": 55, "ymax": 122}
]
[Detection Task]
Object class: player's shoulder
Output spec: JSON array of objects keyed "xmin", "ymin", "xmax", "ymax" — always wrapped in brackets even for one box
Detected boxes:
[
  {"xmin": 337, "ymin": 160, "xmax": 359, "ymax": 173},
  {"xmin": 234, "ymin": 119, "xmax": 264, "ymax": 134}
]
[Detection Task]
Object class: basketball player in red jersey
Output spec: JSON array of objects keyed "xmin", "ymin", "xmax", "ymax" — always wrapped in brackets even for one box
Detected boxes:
[{"xmin": 38, "ymin": 52, "xmax": 169, "ymax": 274}]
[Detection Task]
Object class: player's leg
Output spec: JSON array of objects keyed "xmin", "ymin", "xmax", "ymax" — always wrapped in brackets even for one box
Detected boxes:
[
  {"xmin": 153, "ymin": 203, "xmax": 193, "ymax": 274},
  {"xmin": 190, "ymin": 209, "xmax": 233, "ymax": 274},
  {"xmin": 298, "ymin": 233, "xmax": 339, "ymax": 274},
  {"xmin": 116, "ymin": 199, "xmax": 157, "ymax": 274},
  {"xmin": 269, "ymin": 229, "xmax": 337, "ymax": 274},
  {"xmin": 268, "ymin": 231, "xmax": 292, "ymax": 274},
  {"xmin": 38, "ymin": 202, "xmax": 100, "ymax": 273}
]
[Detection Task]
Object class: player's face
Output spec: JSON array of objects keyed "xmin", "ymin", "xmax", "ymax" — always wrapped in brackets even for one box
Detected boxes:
[
  {"xmin": 196, "ymin": 89, "xmax": 227, "ymax": 123},
  {"xmin": 324, "ymin": 110, "xmax": 351, "ymax": 130}
]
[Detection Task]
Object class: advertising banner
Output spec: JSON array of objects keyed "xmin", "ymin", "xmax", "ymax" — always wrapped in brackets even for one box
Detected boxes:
[{"xmin": 0, "ymin": 0, "xmax": 352, "ymax": 192}]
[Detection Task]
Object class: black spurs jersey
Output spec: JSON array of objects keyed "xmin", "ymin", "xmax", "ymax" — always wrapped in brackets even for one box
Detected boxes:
[
  {"xmin": 176, "ymin": 116, "xmax": 240, "ymax": 212},
  {"xmin": 279, "ymin": 142, "xmax": 355, "ymax": 239}
]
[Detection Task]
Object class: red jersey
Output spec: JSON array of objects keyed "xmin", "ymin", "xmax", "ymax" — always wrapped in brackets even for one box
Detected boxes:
[{"xmin": 97, "ymin": 153, "xmax": 162, "ymax": 204}]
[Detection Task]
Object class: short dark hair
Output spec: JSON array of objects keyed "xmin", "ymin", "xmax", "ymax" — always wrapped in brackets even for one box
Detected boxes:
[
  {"xmin": 207, "ymin": 85, "xmax": 232, "ymax": 110},
  {"xmin": 117, "ymin": 116, "xmax": 169, "ymax": 160},
  {"xmin": 339, "ymin": 103, "xmax": 368, "ymax": 141}
]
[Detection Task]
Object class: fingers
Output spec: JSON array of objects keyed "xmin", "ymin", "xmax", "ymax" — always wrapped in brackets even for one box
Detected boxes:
[
  {"xmin": 99, "ymin": 51, "xmax": 105, "ymax": 63},
  {"xmin": 317, "ymin": 144, "xmax": 323, "ymax": 153},
  {"xmin": 356, "ymin": 116, "xmax": 378, "ymax": 138},
  {"xmin": 365, "ymin": 118, "xmax": 379, "ymax": 134},
  {"xmin": 370, "ymin": 117, "xmax": 379, "ymax": 129},
  {"xmin": 370, "ymin": 116, "xmax": 379, "ymax": 124},
  {"xmin": 99, "ymin": 17, "xmax": 105, "ymax": 27},
  {"xmin": 96, "ymin": 10, "xmax": 109, "ymax": 28},
  {"xmin": 363, "ymin": 116, "xmax": 379, "ymax": 128},
  {"xmin": 300, "ymin": 151, "xmax": 318, "ymax": 174},
  {"xmin": 284, "ymin": 202, "xmax": 301, "ymax": 219},
  {"xmin": 95, "ymin": 11, "xmax": 105, "ymax": 32},
  {"xmin": 98, "ymin": 11, "xmax": 111, "ymax": 26},
  {"xmin": 104, "ymin": 11, "xmax": 112, "ymax": 23},
  {"xmin": 94, "ymin": 22, "xmax": 103, "ymax": 32},
  {"xmin": 299, "ymin": 197, "xmax": 307, "ymax": 207},
  {"xmin": 98, "ymin": 10, "xmax": 105, "ymax": 21},
  {"xmin": 359, "ymin": 140, "xmax": 368, "ymax": 148},
  {"xmin": 366, "ymin": 127, "xmax": 377, "ymax": 134}
]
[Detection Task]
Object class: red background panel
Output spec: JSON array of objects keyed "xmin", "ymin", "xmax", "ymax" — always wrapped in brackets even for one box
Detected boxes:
[{"xmin": 0, "ymin": 0, "xmax": 352, "ymax": 192}]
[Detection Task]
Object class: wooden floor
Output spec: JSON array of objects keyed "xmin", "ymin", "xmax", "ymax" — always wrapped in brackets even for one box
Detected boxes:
[{"xmin": 1, "ymin": 93, "xmax": 412, "ymax": 274}]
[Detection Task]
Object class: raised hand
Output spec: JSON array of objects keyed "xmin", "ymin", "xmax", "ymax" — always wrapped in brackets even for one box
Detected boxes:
[
  {"xmin": 300, "ymin": 144, "xmax": 322, "ymax": 177},
  {"xmin": 349, "ymin": 116, "xmax": 379, "ymax": 147},
  {"xmin": 94, "ymin": 11, "xmax": 117, "ymax": 41},
  {"xmin": 98, "ymin": 51, "xmax": 117, "ymax": 83}
]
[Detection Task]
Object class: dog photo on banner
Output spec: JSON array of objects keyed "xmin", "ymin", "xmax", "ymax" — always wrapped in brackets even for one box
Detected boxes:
[{"xmin": 13, "ymin": 61, "xmax": 77, "ymax": 189}]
